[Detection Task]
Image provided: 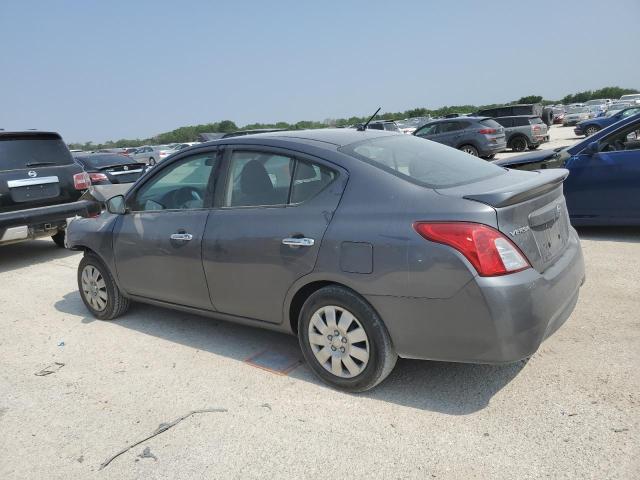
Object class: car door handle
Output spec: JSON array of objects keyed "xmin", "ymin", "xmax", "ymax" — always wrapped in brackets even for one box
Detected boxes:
[
  {"xmin": 170, "ymin": 233, "xmax": 193, "ymax": 241},
  {"xmin": 282, "ymin": 237, "xmax": 315, "ymax": 247}
]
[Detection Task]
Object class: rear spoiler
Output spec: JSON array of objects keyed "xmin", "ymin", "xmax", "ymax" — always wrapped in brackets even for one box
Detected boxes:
[{"xmin": 462, "ymin": 169, "xmax": 569, "ymax": 208}]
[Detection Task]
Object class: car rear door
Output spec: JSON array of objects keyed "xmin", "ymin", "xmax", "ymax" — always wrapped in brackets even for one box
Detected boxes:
[
  {"xmin": 113, "ymin": 150, "xmax": 218, "ymax": 309},
  {"xmin": 202, "ymin": 146, "xmax": 347, "ymax": 324}
]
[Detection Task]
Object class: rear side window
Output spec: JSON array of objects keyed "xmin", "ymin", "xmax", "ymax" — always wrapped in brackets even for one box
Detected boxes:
[
  {"xmin": 494, "ymin": 118, "xmax": 513, "ymax": 128},
  {"xmin": 0, "ymin": 134, "xmax": 74, "ymax": 170},
  {"xmin": 291, "ymin": 160, "xmax": 336, "ymax": 204},
  {"xmin": 479, "ymin": 119, "xmax": 502, "ymax": 129},
  {"xmin": 513, "ymin": 118, "xmax": 528, "ymax": 127},
  {"xmin": 340, "ymin": 135, "xmax": 505, "ymax": 188}
]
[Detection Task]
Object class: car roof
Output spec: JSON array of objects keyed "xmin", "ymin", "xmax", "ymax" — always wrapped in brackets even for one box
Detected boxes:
[
  {"xmin": 424, "ymin": 116, "xmax": 490, "ymax": 124},
  {"xmin": 196, "ymin": 128, "xmax": 400, "ymax": 148},
  {"xmin": 494, "ymin": 115, "xmax": 539, "ymax": 119}
]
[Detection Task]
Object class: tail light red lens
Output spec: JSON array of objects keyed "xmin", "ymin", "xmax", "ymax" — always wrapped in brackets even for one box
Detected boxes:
[
  {"xmin": 89, "ymin": 172, "xmax": 109, "ymax": 183},
  {"xmin": 413, "ymin": 222, "xmax": 530, "ymax": 276},
  {"xmin": 73, "ymin": 172, "xmax": 91, "ymax": 190},
  {"xmin": 478, "ymin": 128, "xmax": 497, "ymax": 134}
]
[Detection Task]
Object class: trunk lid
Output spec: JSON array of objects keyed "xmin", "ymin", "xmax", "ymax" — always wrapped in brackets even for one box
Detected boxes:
[{"xmin": 436, "ymin": 169, "xmax": 571, "ymax": 273}]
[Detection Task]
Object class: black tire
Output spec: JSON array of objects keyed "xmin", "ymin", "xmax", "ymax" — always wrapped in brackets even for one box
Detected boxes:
[
  {"xmin": 528, "ymin": 145, "xmax": 540, "ymax": 150},
  {"xmin": 51, "ymin": 230, "xmax": 66, "ymax": 248},
  {"xmin": 510, "ymin": 136, "xmax": 528, "ymax": 152},
  {"xmin": 77, "ymin": 253, "xmax": 130, "ymax": 320},
  {"xmin": 585, "ymin": 126, "xmax": 600, "ymax": 136},
  {"xmin": 481, "ymin": 154, "xmax": 495, "ymax": 160},
  {"xmin": 298, "ymin": 285, "xmax": 397, "ymax": 392},
  {"xmin": 148, "ymin": 157, "xmax": 156, "ymax": 166},
  {"xmin": 459, "ymin": 144, "xmax": 479, "ymax": 156}
]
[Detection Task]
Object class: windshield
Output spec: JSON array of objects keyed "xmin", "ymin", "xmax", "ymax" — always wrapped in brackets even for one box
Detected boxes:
[
  {"xmin": 339, "ymin": 135, "xmax": 505, "ymax": 188},
  {"xmin": 0, "ymin": 134, "xmax": 74, "ymax": 169}
]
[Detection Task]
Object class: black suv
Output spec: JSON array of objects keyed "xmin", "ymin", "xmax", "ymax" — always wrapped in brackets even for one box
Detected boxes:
[{"xmin": 0, "ymin": 131, "xmax": 96, "ymax": 247}]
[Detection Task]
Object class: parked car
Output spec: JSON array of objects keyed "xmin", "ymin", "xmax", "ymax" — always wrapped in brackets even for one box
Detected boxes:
[
  {"xmin": 619, "ymin": 94, "xmax": 640, "ymax": 105},
  {"xmin": 552, "ymin": 107, "xmax": 566, "ymax": 124},
  {"xmin": 360, "ymin": 120, "xmax": 401, "ymax": 132},
  {"xmin": 130, "ymin": 146, "xmax": 160, "ymax": 166},
  {"xmin": 413, "ymin": 117, "xmax": 506, "ymax": 158},
  {"xmin": 395, "ymin": 117, "xmax": 431, "ymax": 134},
  {"xmin": 476, "ymin": 104, "xmax": 543, "ymax": 118},
  {"xmin": 67, "ymin": 129, "xmax": 585, "ymax": 392},
  {"xmin": 494, "ymin": 113, "xmax": 640, "ymax": 225},
  {"xmin": 563, "ymin": 106, "xmax": 591, "ymax": 126},
  {"xmin": 606, "ymin": 102, "xmax": 632, "ymax": 116},
  {"xmin": 574, "ymin": 106, "xmax": 640, "ymax": 136},
  {"xmin": 121, "ymin": 147, "xmax": 139, "ymax": 157},
  {"xmin": 492, "ymin": 116, "xmax": 549, "ymax": 152},
  {"xmin": 73, "ymin": 153, "xmax": 147, "ymax": 185},
  {"xmin": 158, "ymin": 142, "xmax": 200, "ymax": 162},
  {"xmin": 0, "ymin": 131, "xmax": 97, "ymax": 247}
]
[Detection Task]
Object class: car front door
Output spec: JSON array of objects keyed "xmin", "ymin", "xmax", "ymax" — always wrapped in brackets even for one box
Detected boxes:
[
  {"xmin": 202, "ymin": 147, "xmax": 347, "ymax": 324},
  {"xmin": 564, "ymin": 121, "xmax": 640, "ymax": 222},
  {"xmin": 113, "ymin": 150, "xmax": 218, "ymax": 309}
]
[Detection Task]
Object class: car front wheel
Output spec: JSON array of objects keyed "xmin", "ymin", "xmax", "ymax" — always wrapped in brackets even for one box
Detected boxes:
[
  {"xmin": 78, "ymin": 253, "xmax": 130, "ymax": 320},
  {"xmin": 298, "ymin": 286, "xmax": 397, "ymax": 392},
  {"xmin": 585, "ymin": 126, "xmax": 600, "ymax": 136}
]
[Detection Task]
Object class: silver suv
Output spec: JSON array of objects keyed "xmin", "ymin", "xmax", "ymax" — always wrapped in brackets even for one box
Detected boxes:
[{"xmin": 492, "ymin": 116, "xmax": 549, "ymax": 152}]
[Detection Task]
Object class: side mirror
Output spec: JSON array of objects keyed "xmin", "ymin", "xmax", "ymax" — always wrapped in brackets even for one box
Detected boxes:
[
  {"xmin": 583, "ymin": 141, "xmax": 599, "ymax": 156},
  {"xmin": 106, "ymin": 195, "xmax": 127, "ymax": 215}
]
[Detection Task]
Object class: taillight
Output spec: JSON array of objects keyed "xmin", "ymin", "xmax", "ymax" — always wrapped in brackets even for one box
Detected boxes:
[
  {"xmin": 89, "ymin": 172, "xmax": 109, "ymax": 183},
  {"xmin": 478, "ymin": 128, "xmax": 497, "ymax": 134},
  {"xmin": 413, "ymin": 222, "xmax": 530, "ymax": 276},
  {"xmin": 73, "ymin": 172, "xmax": 91, "ymax": 190},
  {"xmin": 533, "ymin": 125, "xmax": 541, "ymax": 132}
]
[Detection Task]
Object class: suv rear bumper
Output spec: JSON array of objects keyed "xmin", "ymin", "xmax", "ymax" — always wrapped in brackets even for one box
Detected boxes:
[{"xmin": 0, "ymin": 200, "xmax": 99, "ymax": 245}]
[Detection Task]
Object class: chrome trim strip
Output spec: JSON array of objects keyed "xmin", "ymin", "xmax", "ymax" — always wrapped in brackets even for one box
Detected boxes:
[
  {"xmin": 7, "ymin": 176, "xmax": 59, "ymax": 188},
  {"xmin": 109, "ymin": 169, "xmax": 143, "ymax": 176},
  {"xmin": 0, "ymin": 225, "xmax": 28, "ymax": 242}
]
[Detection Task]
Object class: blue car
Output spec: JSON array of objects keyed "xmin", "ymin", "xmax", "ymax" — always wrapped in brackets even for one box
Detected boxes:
[
  {"xmin": 574, "ymin": 106, "xmax": 640, "ymax": 137},
  {"xmin": 494, "ymin": 113, "xmax": 640, "ymax": 226}
]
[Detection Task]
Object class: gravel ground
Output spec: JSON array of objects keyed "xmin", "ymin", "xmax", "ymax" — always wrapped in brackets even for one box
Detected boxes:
[{"xmin": 1, "ymin": 126, "xmax": 638, "ymax": 479}]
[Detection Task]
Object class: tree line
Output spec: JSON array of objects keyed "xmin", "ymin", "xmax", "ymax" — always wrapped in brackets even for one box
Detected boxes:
[{"xmin": 68, "ymin": 86, "xmax": 638, "ymax": 150}]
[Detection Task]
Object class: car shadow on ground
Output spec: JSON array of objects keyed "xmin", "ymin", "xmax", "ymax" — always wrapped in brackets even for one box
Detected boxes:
[
  {"xmin": 576, "ymin": 226, "xmax": 640, "ymax": 244},
  {"xmin": 0, "ymin": 239, "xmax": 78, "ymax": 274},
  {"xmin": 55, "ymin": 290, "xmax": 524, "ymax": 415}
]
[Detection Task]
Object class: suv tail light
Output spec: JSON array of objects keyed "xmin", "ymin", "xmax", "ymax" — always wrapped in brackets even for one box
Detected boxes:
[
  {"xmin": 73, "ymin": 172, "xmax": 91, "ymax": 190},
  {"xmin": 478, "ymin": 128, "xmax": 497, "ymax": 134},
  {"xmin": 533, "ymin": 124, "xmax": 542, "ymax": 132},
  {"xmin": 88, "ymin": 172, "xmax": 109, "ymax": 183},
  {"xmin": 413, "ymin": 222, "xmax": 530, "ymax": 276}
]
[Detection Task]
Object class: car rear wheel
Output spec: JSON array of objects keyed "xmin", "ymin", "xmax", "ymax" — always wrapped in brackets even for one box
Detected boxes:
[
  {"xmin": 459, "ymin": 145, "xmax": 479, "ymax": 156},
  {"xmin": 78, "ymin": 253, "xmax": 130, "ymax": 320},
  {"xmin": 481, "ymin": 154, "xmax": 495, "ymax": 160},
  {"xmin": 298, "ymin": 286, "xmax": 397, "ymax": 392},
  {"xmin": 510, "ymin": 136, "xmax": 528, "ymax": 152},
  {"xmin": 528, "ymin": 145, "xmax": 540, "ymax": 150},
  {"xmin": 148, "ymin": 157, "xmax": 156, "ymax": 166},
  {"xmin": 51, "ymin": 231, "xmax": 65, "ymax": 248},
  {"xmin": 585, "ymin": 126, "xmax": 600, "ymax": 136}
]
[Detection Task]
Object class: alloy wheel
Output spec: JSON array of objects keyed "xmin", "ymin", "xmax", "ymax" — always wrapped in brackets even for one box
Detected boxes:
[
  {"xmin": 81, "ymin": 265, "xmax": 108, "ymax": 311},
  {"xmin": 307, "ymin": 305, "xmax": 370, "ymax": 378}
]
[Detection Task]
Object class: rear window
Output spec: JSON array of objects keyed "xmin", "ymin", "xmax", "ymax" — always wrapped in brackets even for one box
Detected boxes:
[
  {"xmin": 529, "ymin": 117, "xmax": 544, "ymax": 124},
  {"xmin": 339, "ymin": 135, "xmax": 505, "ymax": 189},
  {"xmin": 0, "ymin": 134, "xmax": 74, "ymax": 170},
  {"xmin": 76, "ymin": 154, "xmax": 132, "ymax": 168}
]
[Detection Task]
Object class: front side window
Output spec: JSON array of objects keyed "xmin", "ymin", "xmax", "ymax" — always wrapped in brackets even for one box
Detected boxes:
[
  {"xmin": 225, "ymin": 151, "xmax": 293, "ymax": 207},
  {"xmin": 415, "ymin": 123, "xmax": 441, "ymax": 137},
  {"xmin": 600, "ymin": 123, "xmax": 640, "ymax": 152},
  {"xmin": 130, "ymin": 153, "xmax": 216, "ymax": 211},
  {"xmin": 621, "ymin": 108, "xmax": 640, "ymax": 118}
]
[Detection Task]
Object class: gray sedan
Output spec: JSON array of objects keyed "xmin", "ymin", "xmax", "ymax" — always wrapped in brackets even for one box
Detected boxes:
[{"xmin": 67, "ymin": 129, "xmax": 585, "ymax": 392}]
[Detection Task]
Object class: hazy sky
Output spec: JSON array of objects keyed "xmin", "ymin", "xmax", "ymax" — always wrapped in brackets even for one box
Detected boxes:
[{"xmin": 1, "ymin": 0, "xmax": 639, "ymax": 143}]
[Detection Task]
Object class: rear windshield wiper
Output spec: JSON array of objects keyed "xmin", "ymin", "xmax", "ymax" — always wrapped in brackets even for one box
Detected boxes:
[{"xmin": 25, "ymin": 161, "xmax": 56, "ymax": 167}]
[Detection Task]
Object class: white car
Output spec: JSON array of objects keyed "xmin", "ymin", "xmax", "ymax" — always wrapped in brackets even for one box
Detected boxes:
[
  {"xmin": 563, "ymin": 106, "xmax": 591, "ymax": 126},
  {"xmin": 158, "ymin": 142, "xmax": 200, "ymax": 161},
  {"xmin": 619, "ymin": 94, "xmax": 640, "ymax": 105},
  {"xmin": 606, "ymin": 102, "xmax": 632, "ymax": 117},
  {"xmin": 130, "ymin": 146, "xmax": 161, "ymax": 166}
]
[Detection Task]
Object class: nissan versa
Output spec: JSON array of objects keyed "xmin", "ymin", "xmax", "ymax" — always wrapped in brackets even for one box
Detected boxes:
[{"xmin": 67, "ymin": 129, "xmax": 585, "ymax": 392}]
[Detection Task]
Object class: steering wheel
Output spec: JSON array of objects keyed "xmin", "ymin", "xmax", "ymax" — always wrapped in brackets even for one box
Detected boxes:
[{"xmin": 165, "ymin": 186, "xmax": 203, "ymax": 209}]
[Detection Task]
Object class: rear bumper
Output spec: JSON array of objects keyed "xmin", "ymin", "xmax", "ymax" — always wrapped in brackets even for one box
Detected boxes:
[
  {"xmin": 366, "ymin": 228, "xmax": 585, "ymax": 363},
  {"xmin": 0, "ymin": 200, "xmax": 99, "ymax": 245},
  {"xmin": 532, "ymin": 134, "xmax": 549, "ymax": 145},
  {"xmin": 479, "ymin": 142, "xmax": 507, "ymax": 156}
]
